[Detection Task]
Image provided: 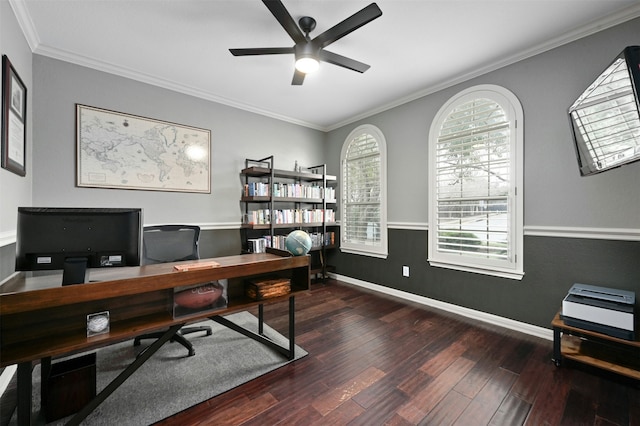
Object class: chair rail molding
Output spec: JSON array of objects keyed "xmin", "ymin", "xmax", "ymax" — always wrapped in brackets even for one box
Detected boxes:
[{"xmin": 525, "ymin": 225, "xmax": 640, "ymax": 241}]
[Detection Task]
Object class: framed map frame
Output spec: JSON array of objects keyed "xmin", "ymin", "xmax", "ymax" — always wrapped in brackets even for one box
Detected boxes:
[
  {"xmin": 76, "ymin": 104, "xmax": 211, "ymax": 193},
  {"xmin": 2, "ymin": 55, "xmax": 27, "ymax": 176}
]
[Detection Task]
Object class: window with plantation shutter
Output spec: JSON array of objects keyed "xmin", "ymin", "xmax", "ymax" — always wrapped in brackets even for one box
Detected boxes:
[
  {"xmin": 340, "ymin": 125, "xmax": 388, "ymax": 258},
  {"xmin": 428, "ymin": 85, "xmax": 524, "ymax": 279}
]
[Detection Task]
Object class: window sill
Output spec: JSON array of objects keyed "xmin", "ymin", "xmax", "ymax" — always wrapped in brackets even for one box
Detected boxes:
[
  {"xmin": 428, "ymin": 259, "xmax": 524, "ymax": 280},
  {"xmin": 340, "ymin": 247, "xmax": 388, "ymax": 259}
]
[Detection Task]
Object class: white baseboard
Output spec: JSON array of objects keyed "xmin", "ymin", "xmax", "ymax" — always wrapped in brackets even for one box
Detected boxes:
[{"xmin": 330, "ymin": 273, "xmax": 554, "ymax": 341}]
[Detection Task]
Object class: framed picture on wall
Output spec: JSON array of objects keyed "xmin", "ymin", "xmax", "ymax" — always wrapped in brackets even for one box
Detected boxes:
[
  {"xmin": 1, "ymin": 55, "xmax": 27, "ymax": 176},
  {"xmin": 76, "ymin": 104, "xmax": 211, "ymax": 193}
]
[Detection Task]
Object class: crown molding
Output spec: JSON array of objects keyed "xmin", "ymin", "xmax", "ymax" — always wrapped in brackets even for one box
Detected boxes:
[
  {"xmin": 10, "ymin": 0, "xmax": 640, "ymax": 132},
  {"xmin": 34, "ymin": 43, "xmax": 327, "ymax": 131},
  {"xmin": 8, "ymin": 0, "xmax": 39, "ymax": 51},
  {"xmin": 325, "ymin": 4, "xmax": 640, "ymax": 131},
  {"xmin": 7, "ymin": 0, "xmax": 324, "ymax": 131}
]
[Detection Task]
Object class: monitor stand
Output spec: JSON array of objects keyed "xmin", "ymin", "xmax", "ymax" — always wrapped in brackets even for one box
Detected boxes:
[{"xmin": 62, "ymin": 257, "xmax": 88, "ymax": 285}]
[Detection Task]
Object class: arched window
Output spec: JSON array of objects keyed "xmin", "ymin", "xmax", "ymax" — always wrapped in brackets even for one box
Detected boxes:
[
  {"xmin": 428, "ymin": 85, "xmax": 524, "ymax": 279},
  {"xmin": 340, "ymin": 125, "xmax": 388, "ymax": 258}
]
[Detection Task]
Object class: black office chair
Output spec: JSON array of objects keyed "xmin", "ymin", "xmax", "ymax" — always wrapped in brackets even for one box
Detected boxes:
[{"xmin": 133, "ymin": 225, "xmax": 212, "ymax": 357}]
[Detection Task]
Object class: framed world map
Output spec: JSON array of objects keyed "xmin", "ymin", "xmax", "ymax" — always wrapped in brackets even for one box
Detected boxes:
[{"xmin": 76, "ymin": 104, "xmax": 211, "ymax": 193}]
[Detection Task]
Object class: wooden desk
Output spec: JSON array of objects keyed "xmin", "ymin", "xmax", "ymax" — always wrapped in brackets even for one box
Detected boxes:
[{"xmin": 0, "ymin": 252, "xmax": 310, "ymax": 425}]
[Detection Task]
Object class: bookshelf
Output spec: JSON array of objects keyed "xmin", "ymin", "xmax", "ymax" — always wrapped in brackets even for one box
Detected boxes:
[{"xmin": 240, "ymin": 156, "xmax": 337, "ymax": 280}]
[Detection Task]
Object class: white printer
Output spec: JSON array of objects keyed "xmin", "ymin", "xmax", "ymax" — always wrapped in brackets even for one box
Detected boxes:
[{"xmin": 561, "ymin": 283, "xmax": 636, "ymax": 340}]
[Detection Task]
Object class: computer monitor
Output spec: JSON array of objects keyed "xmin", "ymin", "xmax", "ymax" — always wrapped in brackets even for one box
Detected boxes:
[{"xmin": 15, "ymin": 207, "xmax": 143, "ymax": 285}]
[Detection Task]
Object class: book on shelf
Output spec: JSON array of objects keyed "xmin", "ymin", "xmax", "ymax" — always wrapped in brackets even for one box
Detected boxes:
[
  {"xmin": 247, "ymin": 238, "xmax": 268, "ymax": 253},
  {"xmin": 309, "ymin": 231, "xmax": 335, "ymax": 248},
  {"xmin": 246, "ymin": 231, "xmax": 336, "ymax": 253},
  {"xmin": 272, "ymin": 208, "xmax": 335, "ymax": 224},
  {"xmin": 243, "ymin": 209, "xmax": 335, "ymax": 225},
  {"xmin": 244, "ymin": 181, "xmax": 269, "ymax": 197},
  {"xmin": 242, "ymin": 209, "xmax": 270, "ymax": 225},
  {"xmin": 271, "ymin": 183, "xmax": 335, "ymax": 201},
  {"xmin": 325, "ymin": 231, "xmax": 335, "ymax": 246},
  {"xmin": 324, "ymin": 187, "xmax": 335, "ymax": 201}
]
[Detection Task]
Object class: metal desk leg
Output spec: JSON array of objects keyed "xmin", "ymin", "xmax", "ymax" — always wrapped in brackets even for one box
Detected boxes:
[
  {"xmin": 39, "ymin": 357, "xmax": 52, "ymax": 417},
  {"xmin": 552, "ymin": 326, "xmax": 562, "ymax": 367},
  {"xmin": 66, "ymin": 324, "xmax": 184, "ymax": 426},
  {"xmin": 211, "ymin": 295, "xmax": 297, "ymax": 360},
  {"xmin": 288, "ymin": 295, "xmax": 295, "ymax": 360},
  {"xmin": 17, "ymin": 361, "xmax": 32, "ymax": 426}
]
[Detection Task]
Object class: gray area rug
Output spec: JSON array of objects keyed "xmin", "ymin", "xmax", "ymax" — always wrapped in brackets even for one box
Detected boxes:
[{"xmin": 19, "ymin": 311, "xmax": 307, "ymax": 425}]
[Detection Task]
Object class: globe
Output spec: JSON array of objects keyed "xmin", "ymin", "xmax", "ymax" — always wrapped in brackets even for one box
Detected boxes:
[{"xmin": 285, "ymin": 230, "xmax": 312, "ymax": 256}]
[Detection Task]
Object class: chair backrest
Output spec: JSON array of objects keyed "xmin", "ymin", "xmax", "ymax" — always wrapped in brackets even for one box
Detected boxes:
[{"xmin": 142, "ymin": 225, "xmax": 200, "ymax": 265}]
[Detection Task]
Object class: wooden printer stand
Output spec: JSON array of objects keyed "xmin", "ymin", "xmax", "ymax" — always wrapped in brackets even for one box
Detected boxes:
[{"xmin": 551, "ymin": 311, "xmax": 640, "ymax": 380}]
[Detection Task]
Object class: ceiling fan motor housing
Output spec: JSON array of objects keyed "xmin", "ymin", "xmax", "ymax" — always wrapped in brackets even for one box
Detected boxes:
[{"xmin": 295, "ymin": 42, "xmax": 319, "ymax": 59}]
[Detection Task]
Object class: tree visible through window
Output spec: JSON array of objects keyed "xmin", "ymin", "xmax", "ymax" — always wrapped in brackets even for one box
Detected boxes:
[
  {"xmin": 341, "ymin": 125, "xmax": 388, "ymax": 258},
  {"xmin": 428, "ymin": 85, "xmax": 523, "ymax": 279}
]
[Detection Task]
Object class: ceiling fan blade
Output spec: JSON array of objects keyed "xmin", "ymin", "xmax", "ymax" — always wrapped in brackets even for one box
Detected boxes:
[
  {"xmin": 319, "ymin": 50, "xmax": 370, "ymax": 73},
  {"xmin": 292, "ymin": 69, "xmax": 306, "ymax": 85},
  {"xmin": 229, "ymin": 47, "xmax": 294, "ymax": 56},
  {"xmin": 311, "ymin": 3, "xmax": 382, "ymax": 49},
  {"xmin": 262, "ymin": 0, "xmax": 306, "ymax": 44}
]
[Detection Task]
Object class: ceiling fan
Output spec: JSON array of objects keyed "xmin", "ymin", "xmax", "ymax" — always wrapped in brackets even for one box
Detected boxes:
[{"xmin": 229, "ymin": 0, "xmax": 382, "ymax": 85}]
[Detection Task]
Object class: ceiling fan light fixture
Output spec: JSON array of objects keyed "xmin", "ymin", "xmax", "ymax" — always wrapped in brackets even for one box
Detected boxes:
[
  {"xmin": 295, "ymin": 56, "xmax": 319, "ymax": 74},
  {"xmin": 229, "ymin": 1, "xmax": 383, "ymax": 85}
]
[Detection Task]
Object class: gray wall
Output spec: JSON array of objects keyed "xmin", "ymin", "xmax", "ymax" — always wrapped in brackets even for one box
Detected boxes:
[
  {"xmin": 326, "ymin": 18, "xmax": 640, "ymax": 328},
  {"xmin": 0, "ymin": 54, "xmax": 324, "ymax": 279},
  {"xmin": 32, "ymin": 55, "xmax": 325, "ymax": 226},
  {"xmin": 0, "ymin": 1, "xmax": 33, "ymax": 258},
  {"xmin": 0, "ymin": 2, "xmax": 325, "ymax": 281}
]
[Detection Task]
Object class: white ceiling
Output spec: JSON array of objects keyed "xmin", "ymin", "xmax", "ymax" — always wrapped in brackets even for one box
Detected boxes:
[{"xmin": 10, "ymin": 0, "xmax": 640, "ymax": 131}]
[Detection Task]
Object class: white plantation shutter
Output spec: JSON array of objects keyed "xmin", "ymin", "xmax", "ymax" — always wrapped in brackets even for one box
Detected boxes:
[
  {"xmin": 429, "ymin": 86, "xmax": 523, "ymax": 279},
  {"xmin": 436, "ymin": 98, "xmax": 510, "ymax": 260},
  {"xmin": 341, "ymin": 125, "xmax": 388, "ymax": 258}
]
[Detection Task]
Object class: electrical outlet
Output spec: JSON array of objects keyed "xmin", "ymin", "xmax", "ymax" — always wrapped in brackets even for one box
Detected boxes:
[{"xmin": 402, "ymin": 266, "xmax": 410, "ymax": 277}]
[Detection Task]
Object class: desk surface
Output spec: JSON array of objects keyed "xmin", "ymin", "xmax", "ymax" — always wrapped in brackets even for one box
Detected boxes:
[
  {"xmin": 0, "ymin": 253, "xmax": 310, "ymax": 366},
  {"xmin": 1, "ymin": 253, "xmax": 309, "ymax": 314}
]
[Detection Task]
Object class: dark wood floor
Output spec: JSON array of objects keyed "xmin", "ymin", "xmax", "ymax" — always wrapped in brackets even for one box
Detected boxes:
[
  {"xmin": 155, "ymin": 280, "xmax": 640, "ymax": 426},
  {"xmin": 2, "ymin": 280, "xmax": 639, "ymax": 425}
]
